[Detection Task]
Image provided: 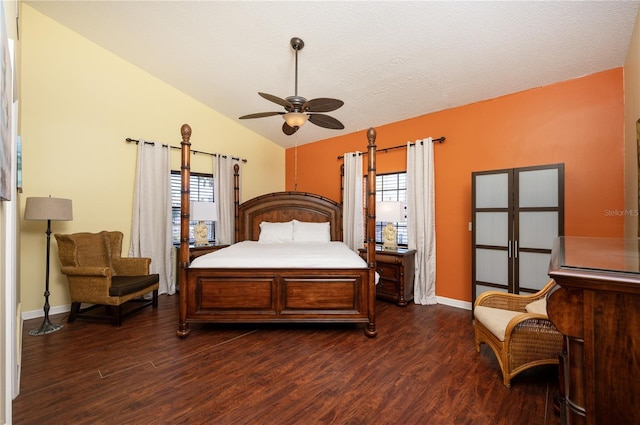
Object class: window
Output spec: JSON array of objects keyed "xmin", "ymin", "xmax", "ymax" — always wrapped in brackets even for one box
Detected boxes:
[
  {"xmin": 375, "ymin": 172, "xmax": 408, "ymax": 246},
  {"xmin": 170, "ymin": 171, "xmax": 215, "ymax": 245}
]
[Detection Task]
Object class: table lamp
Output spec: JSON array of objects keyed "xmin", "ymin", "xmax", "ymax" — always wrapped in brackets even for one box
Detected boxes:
[
  {"xmin": 377, "ymin": 201, "xmax": 405, "ymax": 250},
  {"xmin": 190, "ymin": 201, "xmax": 217, "ymax": 246}
]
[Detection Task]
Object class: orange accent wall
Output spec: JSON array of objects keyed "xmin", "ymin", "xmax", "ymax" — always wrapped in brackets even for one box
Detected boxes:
[{"xmin": 285, "ymin": 68, "xmax": 624, "ymax": 302}]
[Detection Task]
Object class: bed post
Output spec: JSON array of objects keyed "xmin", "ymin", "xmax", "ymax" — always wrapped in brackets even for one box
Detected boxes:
[
  {"xmin": 177, "ymin": 123, "xmax": 192, "ymax": 338},
  {"xmin": 233, "ymin": 163, "xmax": 240, "ymax": 243},
  {"xmin": 365, "ymin": 127, "xmax": 377, "ymax": 337},
  {"xmin": 340, "ymin": 163, "xmax": 344, "ymax": 241}
]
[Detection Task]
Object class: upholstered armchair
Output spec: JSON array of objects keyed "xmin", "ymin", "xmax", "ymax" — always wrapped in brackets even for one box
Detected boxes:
[
  {"xmin": 473, "ymin": 279, "xmax": 563, "ymax": 387},
  {"xmin": 54, "ymin": 231, "xmax": 159, "ymax": 326}
]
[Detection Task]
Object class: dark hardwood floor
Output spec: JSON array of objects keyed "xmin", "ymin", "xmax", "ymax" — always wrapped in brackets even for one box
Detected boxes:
[{"xmin": 13, "ymin": 295, "xmax": 560, "ymax": 425}]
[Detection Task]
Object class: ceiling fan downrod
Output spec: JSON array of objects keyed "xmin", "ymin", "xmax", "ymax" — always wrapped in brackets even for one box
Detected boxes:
[{"xmin": 291, "ymin": 37, "xmax": 304, "ymax": 99}]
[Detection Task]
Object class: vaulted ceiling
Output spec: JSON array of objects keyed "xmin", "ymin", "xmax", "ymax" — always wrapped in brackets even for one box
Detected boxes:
[{"xmin": 25, "ymin": 1, "xmax": 639, "ymax": 148}]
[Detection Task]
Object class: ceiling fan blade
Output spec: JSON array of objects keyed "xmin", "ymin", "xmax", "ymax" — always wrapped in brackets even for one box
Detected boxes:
[
  {"xmin": 282, "ymin": 122, "xmax": 299, "ymax": 135},
  {"xmin": 259, "ymin": 92, "xmax": 294, "ymax": 109},
  {"xmin": 308, "ymin": 114, "xmax": 345, "ymax": 130},
  {"xmin": 239, "ymin": 111, "xmax": 284, "ymax": 119},
  {"xmin": 303, "ymin": 98, "xmax": 344, "ymax": 113}
]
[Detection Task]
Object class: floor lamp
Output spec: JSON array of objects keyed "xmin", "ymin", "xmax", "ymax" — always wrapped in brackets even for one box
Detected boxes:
[{"xmin": 24, "ymin": 196, "xmax": 73, "ymax": 336}]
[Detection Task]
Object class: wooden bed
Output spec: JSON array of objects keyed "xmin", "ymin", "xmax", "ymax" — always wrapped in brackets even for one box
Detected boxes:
[{"xmin": 176, "ymin": 124, "xmax": 377, "ymax": 338}]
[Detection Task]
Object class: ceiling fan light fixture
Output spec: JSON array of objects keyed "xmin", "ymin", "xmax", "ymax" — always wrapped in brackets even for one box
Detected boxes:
[{"xmin": 283, "ymin": 112, "xmax": 308, "ymax": 128}]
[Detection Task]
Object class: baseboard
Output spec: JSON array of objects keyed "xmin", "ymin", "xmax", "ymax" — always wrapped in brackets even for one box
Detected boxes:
[
  {"xmin": 24, "ymin": 298, "xmax": 472, "ymax": 317},
  {"xmin": 15, "ymin": 302, "xmax": 22, "ymax": 398},
  {"xmin": 436, "ymin": 296, "xmax": 472, "ymax": 311},
  {"xmin": 22, "ymin": 304, "xmax": 71, "ymax": 321}
]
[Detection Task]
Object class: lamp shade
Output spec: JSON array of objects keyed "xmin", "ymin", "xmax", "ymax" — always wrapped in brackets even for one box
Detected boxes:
[
  {"xmin": 24, "ymin": 197, "xmax": 73, "ymax": 221},
  {"xmin": 190, "ymin": 201, "xmax": 217, "ymax": 221},
  {"xmin": 376, "ymin": 201, "xmax": 405, "ymax": 223},
  {"xmin": 283, "ymin": 112, "xmax": 309, "ymax": 128}
]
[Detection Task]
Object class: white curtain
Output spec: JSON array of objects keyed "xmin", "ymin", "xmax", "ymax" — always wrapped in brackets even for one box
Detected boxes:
[
  {"xmin": 129, "ymin": 141, "xmax": 175, "ymax": 295},
  {"xmin": 407, "ymin": 138, "xmax": 437, "ymax": 305},
  {"xmin": 214, "ymin": 155, "xmax": 239, "ymax": 245},
  {"xmin": 342, "ymin": 152, "xmax": 364, "ymax": 251}
]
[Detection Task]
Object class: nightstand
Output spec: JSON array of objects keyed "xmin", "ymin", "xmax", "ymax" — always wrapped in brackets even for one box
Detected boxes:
[
  {"xmin": 359, "ymin": 246, "xmax": 416, "ymax": 306},
  {"xmin": 189, "ymin": 244, "xmax": 229, "ymax": 262}
]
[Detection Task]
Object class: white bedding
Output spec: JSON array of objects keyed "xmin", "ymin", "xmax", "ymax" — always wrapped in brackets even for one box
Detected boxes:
[{"xmin": 190, "ymin": 241, "xmax": 369, "ymax": 269}]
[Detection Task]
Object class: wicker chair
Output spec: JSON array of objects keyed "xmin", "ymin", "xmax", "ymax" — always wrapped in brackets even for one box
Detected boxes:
[
  {"xmin": 55, "ymin": 231, "xmax": 159, "ymax": 326},
  {"xmin": 473, "ymin": 279, "xmax": 563, "ymax": 387}
]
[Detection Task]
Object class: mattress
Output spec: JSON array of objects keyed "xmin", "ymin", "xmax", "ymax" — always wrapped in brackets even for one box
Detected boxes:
[{"xmin": 189, "ymin": 241, "xmax": 369, "ymax": 269}]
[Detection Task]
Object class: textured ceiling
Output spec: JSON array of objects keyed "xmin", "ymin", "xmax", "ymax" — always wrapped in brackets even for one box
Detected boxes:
[{"xmin": 25, "ymin": 1, "xmax": 640, "ymax": 148}]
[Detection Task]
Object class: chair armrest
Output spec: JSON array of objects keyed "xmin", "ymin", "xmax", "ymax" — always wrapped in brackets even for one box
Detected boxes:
[
  {"xmin": 112, "ymin": 257, "xmax": 151, "ymax": 275},
  {"xmin": 474, "ymin": 279, "xmax": 556, "ymax": 312},
  {"xmin": 505, "ymin": 313, "xmax": 554, "ymax": 336},
  {"xmin": 60, "ymin": 266, "xmax": 111, "ymax": 277},
  {"xmin": 62, "ymin": 273, "xmax": 112, "ymax": 304},
  {"xmin": 504, "ymin": 313, "xmax": 562, "ymax": 351},
  {"xmin": 475, "ymin": 292, "xmax": 539, "ymax": 311}
]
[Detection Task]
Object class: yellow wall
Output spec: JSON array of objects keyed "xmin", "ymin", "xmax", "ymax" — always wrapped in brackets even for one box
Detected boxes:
[
  {"xmin": 18, "ymin": 5, "xmax": 285, "ymax": 313},
  {"xmin": 625, "ymin": 6, "xmax": 640, "ymax": 238}
]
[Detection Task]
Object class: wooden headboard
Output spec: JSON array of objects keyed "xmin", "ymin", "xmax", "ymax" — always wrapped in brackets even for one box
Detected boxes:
[{"xmin": 235, "ymin": 191, "xmax": 342, "ymax": 242}]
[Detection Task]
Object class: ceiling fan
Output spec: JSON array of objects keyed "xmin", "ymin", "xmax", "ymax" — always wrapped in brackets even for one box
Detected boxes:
[{"xmin": 239, "ymin": 37, "xmax": 345, "ymax": 136}]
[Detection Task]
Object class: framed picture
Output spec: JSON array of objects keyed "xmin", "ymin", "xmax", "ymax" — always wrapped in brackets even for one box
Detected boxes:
[{"xmin": 0, "ymin": 6, "xmax": 12, "ymax": 201}]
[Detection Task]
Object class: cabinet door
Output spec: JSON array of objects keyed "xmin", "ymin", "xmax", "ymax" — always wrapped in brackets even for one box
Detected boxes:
[
  {"xmin": 472, "ymin": 169, "xmax": 514, "ymax": 305},
  {"xmin": 514, "ymin": 164, "xmax": 564, "ymax": 294},
  {"xmin": 472, "ymin": 164, "xmax": 564, "ymax": 305}
]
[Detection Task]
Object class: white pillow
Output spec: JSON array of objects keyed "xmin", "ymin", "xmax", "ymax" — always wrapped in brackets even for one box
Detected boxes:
[
  {"xmin": 293, "ymin": 220, "xmax": 331, "ymax": 243},
  {"xmin": 258, "ymin": 221, "xmax": 294, "ymax": 243},
  {"xmin": 525, "ymin": 298, "xmax": 548, "ymax": 316}
]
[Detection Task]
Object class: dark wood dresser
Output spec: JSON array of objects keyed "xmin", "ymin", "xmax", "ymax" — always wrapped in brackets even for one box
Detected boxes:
[
  {"xmin": 360, "ymin": 246, "xmax": 416, "ymax": 306},
  {"xmin": 547, "ymin": 236, "xmax": 640, "ymax": 425}
]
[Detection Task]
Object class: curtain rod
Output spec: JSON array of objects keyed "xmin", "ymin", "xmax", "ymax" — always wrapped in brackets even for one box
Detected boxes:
[
  {"xmin": 337, "ymin": 136, "xmax": 445, "ymax": 160},
  {"xmin": 125, "ymin": 138, "xmax": 248, "ymax": 163}
]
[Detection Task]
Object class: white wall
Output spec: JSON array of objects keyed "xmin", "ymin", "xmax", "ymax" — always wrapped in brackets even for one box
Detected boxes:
[
  {"xmin": 2, "ymin": 1, "xmax": 19, "ymax": 423},
  {"xmin": 625, "ymin": 5, "xmax": 640, "ymax": 238}
]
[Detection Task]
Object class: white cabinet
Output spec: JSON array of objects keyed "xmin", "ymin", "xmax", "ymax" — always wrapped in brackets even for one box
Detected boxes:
[{"xmin": 471, "ymin": 164, "xmax": 564, "ymax": 305}]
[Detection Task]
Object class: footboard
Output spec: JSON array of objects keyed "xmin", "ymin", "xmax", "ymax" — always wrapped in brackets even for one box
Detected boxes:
[{"xmin": 186, "ymin": 268, "xmax": 371, "ymax": 322}]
